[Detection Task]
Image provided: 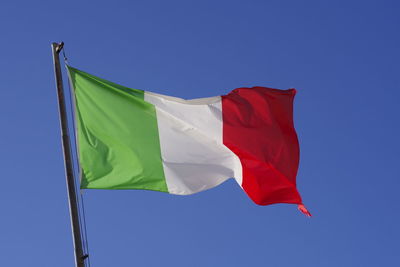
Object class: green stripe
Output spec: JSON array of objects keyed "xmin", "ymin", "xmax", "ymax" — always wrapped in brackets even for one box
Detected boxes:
[{"xmin": 67, "ymin": 66, "xmax": 168, "ymax": 192}]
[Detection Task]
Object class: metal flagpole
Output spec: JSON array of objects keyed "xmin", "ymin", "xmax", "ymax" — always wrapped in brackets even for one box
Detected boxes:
[{"xmin": 51, "ymin": 42, "xmax": 87, "ymax": 267}]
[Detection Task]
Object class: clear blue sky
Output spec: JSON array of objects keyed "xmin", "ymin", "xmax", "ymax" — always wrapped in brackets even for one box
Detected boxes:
[{"xmin": 1, "ymin": 0, "xmax": 399, "ymax": 266}]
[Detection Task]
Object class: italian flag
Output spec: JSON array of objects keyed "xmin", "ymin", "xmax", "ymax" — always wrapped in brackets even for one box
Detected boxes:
[{"xmin": 68, "ymin": 66, "xmax": 310, "ymax": 215}]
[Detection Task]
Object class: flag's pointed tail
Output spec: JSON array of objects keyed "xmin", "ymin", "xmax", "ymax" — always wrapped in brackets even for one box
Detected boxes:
[{"xmin": 298, "ymin": 204, "xmax": 312, "ymax": 217}]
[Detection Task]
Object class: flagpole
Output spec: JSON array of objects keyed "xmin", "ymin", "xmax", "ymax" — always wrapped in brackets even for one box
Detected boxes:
[{"xmin": 51, "ymin": 42, "xmax": 86, "ymax": 267}]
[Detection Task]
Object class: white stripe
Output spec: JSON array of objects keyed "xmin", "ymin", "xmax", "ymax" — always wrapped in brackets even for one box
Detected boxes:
[
  {"xmin": 144, "ymin": 92, "xmax": 242, "ymax": 195},
  {"xmin": 66, "ymin": 65, "xmax": 84, "ymax": 186}
]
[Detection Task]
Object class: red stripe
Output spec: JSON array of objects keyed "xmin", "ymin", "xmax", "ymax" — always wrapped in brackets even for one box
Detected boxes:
[{"xmin": 222, "ymin": 87, "xmax": 303, "ymax": 205}]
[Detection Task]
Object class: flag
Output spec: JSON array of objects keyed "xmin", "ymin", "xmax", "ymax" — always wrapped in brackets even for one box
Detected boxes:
[{"xmin": 67, "ymin": 66, "xmax": 309, "ymax": 214}]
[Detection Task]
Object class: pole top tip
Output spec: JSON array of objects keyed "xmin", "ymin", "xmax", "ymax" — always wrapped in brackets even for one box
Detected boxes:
[{"xmin": 53, "ymin": 42, "xmax": 64, "ymax": 53}]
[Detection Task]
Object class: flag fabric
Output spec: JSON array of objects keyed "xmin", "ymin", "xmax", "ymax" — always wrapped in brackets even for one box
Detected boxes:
[{"xmin": 67, "ymin": 66, "xmax": 309, "ymax": 213}]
